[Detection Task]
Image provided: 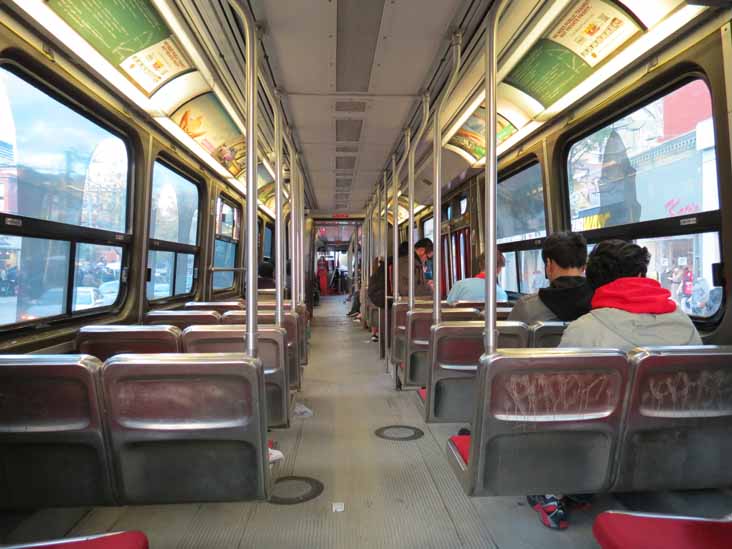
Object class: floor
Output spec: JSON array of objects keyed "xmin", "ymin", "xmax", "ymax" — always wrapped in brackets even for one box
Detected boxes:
[{"xmin": 3, "ymin": 296, "xmax": 731, "ymax": 548}]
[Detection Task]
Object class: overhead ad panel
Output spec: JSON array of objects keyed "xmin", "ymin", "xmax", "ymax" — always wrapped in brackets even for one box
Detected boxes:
[
  {"xmin": 446, "ymin": 104, "xmax": 517, "ymax": 164},
  {"xmin": 172, "ymin": 92, "xmax": 246, "ymax": 178},
  {"xmin": 48, "ymin": 0, "xmax": 192, "ymax": 96},
  {"xmin": 504, "ymin": 0, "xmax": 640, "ymax": 107}
]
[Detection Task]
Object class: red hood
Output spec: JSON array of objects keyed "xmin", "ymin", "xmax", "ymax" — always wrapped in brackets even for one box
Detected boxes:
[
  {"xmin": 475, "ymin": 272, "xmax": 486, "ymax": 279},
  {"xmin": 591, "ymin": 277, "xmax": 676, "ymax": 314}
]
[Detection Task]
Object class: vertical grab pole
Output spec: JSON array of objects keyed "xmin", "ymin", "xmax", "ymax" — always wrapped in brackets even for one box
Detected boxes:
[
  {"xmin": 298, "ymin": 165, "xmax": 305, "ymax": 304},
  {"xmin": 433, "ymin": 34, "xmax": 462, "ymax": 324},
  {"xmin": 244, "ymin": 8, "xmax": 258, "ymax": 357},
  {"xmin": 393, "ymin": 130, "xmax": 409, "ymax": 302},
  {"xmin": 376, "ymin": 185, "xmax": 382, "ymax": 349},
  {"xmin": 274, "ymin": 106, "xmax": 283, "ymax": 327},
  {"xmin": 409, "ymin": 96, "xmax": 430, "ymax": 309},
  {"xmin": 291, "ymin": 153, "xmax": 300, "ymax": 314},
  {"xmin": 484, "ymin": 1, "xmax": 508, "ymax": 352}
]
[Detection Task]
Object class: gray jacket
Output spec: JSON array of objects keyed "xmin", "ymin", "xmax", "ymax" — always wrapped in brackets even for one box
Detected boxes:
[
  {"xmin": 508, "ymin": 294, "xmax": 558, "ymax": 324},
  {"xmin": 559, "ymin": 307, "xmax": 702, "ymax": 351},
  {"xmin": 397, "ymin": 254, "xmax": 431, "ymax": 297}
]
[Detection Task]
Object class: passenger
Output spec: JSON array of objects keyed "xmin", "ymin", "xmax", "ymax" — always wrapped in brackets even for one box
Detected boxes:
[
  {"xmin": 445, "ymin": 251, "xmax": 507, "ymax": 304},
  {"xmin": 398, "ymin": 238, "xmax": 433, "ymax": 297},
  {"xmin": 559, "ymin": 239, "xmax": 701, "ymax": 349},
  {"xmin": 508, "ymin": 232, "xmax": 593, "ymax": 323},
  {"xmin": 528, "ymin": 239, "xmax": 702, "ymax": 531},
  {"xmin": 257, "ymin": 261, "xmax": 276, "ymax": 289}
]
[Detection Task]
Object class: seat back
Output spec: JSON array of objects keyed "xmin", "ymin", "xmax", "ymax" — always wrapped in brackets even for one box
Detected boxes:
[
  {"xmin": 144, "ymin": 310, "xmax": 221, "ymax": 329},
  {"xmin": 181, "ymin": 325, "xmax": 290, "ymax": 428},
  {"xmin": 184, "ymin": 301, "xmax": 243, "ymax": 314},
  {"xmin": 258, "ymin": 289, "xmax": 276, "ymax": 301},
  {"xmin": 614, "ymin": 346, "xmax": 732, "ymax": 492},
  {"xmin": 77, "ymin": 325, "xmax": 181, "ymax": 362},
  {"xmin": 102, "ymin": 353, "xmax": 269, "ymax": 503},
  {"xmin": 465, "ymin": 348, "xmax": 629, "ymax": 496},
  {"xmin": 0, "ymin": 355, "xmax": 114, "ymax": 508},
  {"xmin": 402, "ymin": 308, "xmax": 480, "ymax": 388},
  {"xmin": 221, "ymin": 310, "xmax": 302, "ymax": 390},
  {"xmin": 425, "ymin": 321, "xmax": 529, "ymax": 422},
  {"xmin": 529, "ymin": 321, "xmax": 568, "ymax": 348}
]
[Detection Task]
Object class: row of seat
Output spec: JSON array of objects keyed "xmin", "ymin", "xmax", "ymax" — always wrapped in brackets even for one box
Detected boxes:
[
  {"xmin": 418, "ymin": 320, "xmax": 567, "ymax": 423},
  {"xmin": 0, "ymin": 353, "xmax": 270, "ymax": 509},
  {"xmin": 76, "ymin": 324, "xmax": 291, "ymax": 428},
  {"xmin": 445, "ymin": 345, "xmax": 732, "ymax": 497}
]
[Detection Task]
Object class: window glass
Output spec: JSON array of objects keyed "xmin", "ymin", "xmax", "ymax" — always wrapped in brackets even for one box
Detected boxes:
[
  {"xmin": 423, "ymin": 217, "xmax": 434, "ymax": 242},
  {"xmin": 151, "ymin": 162, "xmax": 199, "ymax": 245},
  {"xmin": 459, "ymin": 197, "xmax": 468, "ymax": 216},
  {"xmin": 636, "ymin": 232, "xmax": 721, "ymax": 318},
  {"xmin": 0, "ymin": 68, "xmax": 128, "ymax": 232},
  {"xmin": 175, "ymin": 253, "xmax": 194, "ymax": 295},
  {"xmin": 497, "ymin": 164, "xmax": 547, "ymax": 244},
  {"xmin": 499, "ymin": 251, "xmax": 518, "ymax": 293},
  {"xmin": 213, "ymin": 239, "xmax": 236, "ymax": 290},
  {"xmin": 216, "ymin": 198, "xmax": 238, "ymax": 239},
  {"xmin": 73, "ymin": 243, "xmax": 122, "ymax": 310},
  {"xmin": 568, "ymin": 80, "xmax": 718, "ymax": 231},
  {"xmin": 519, "ymin": 249, "xmax": 549, "ymax": 293},
  {"xmin": 147, "ymin": 250, "xmax": 173, "ymax": 300},
  {"xmin": 0, "ymin": 235, "xmax": 70, "ymax": 324},
  {"xmin": 263, "ymin": 224, "xmax": 274, "ymax": 261}
]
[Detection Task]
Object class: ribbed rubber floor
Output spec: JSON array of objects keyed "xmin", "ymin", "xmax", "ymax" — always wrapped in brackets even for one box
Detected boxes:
[{"xmin": 9, "ymin": 297, "xmax": 729, "ymax": 547}]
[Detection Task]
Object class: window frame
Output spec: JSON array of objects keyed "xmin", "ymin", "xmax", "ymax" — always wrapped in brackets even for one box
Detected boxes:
[
  {"xmin": 560, "ymin": 73, "xmax": 723, "ymax": 326},
  {"xmin": 0, "ymin": 61, "xmax": 133, "ymax": 331},
  {"xmin": 212, "ymin": 193, "xmax": 241, "ymax": 292},
  {"xmin": 147, "ymin": 156, "xmax": 202, "ymax": 303}
]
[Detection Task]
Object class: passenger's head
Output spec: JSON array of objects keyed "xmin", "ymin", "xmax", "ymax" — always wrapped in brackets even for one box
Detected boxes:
[
  {"xmin": 476, "ymin": 251, "xmax": 505, "ymax": 276},
  {"xmin": 586, "ymin": 239, "xmax": 650, "ymax": 289},
  {"xmin": 541, "ymin": 232, "xmax": 588, "ymax": 282},
  {"xmin": 414, "ymin": 238, "xmax": 434, "ymax": 262},
  {"xmin": 258, "ymin": 261, "xmax": 274, "ymax": 279}
]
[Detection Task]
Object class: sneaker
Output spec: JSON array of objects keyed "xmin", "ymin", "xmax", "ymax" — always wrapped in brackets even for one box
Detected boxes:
[
  {"xmin": 371, "ymin": 334, "xmax": 378, "ymax": 342},
  {"xmin": 457, "ymin": 428, "xmax": 471, "ymax": 436},
  {"xmin": 526, "ymin": 495, "xmax": 569, "ymax": 530}
]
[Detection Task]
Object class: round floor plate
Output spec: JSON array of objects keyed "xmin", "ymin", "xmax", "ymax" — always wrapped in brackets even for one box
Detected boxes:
[
  {"xmin": 374, "ymin": 425, "xmax": 424, "ymax": 441},
  {"xmin": 269, "ymin": 476, "xmax": 324, "ymax": 505}
]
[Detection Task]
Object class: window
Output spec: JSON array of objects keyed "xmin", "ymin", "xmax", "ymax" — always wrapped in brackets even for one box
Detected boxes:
[
  {"xmin": 497, "ymin": 163, "xmax": 546, "ymax": 244},
  {"xmin": 263, "ymin": 224, "xmax": 274, "ymax": 261},
  {"xmin": 459, "ymin": 197, "xmax": 468, "ymax": 216},
  {"xmin": 519, "ymin": 249, "xmax": 549, "ymax": 293},
  {"xmin": 499, "ymin": 251, "xmax": 519, "ymax": 293},
  {"xmin": 147, "ymin": 161, "xmax": 199, "ymax": 299},
  {"xmin": 422, "ymin": 217, "xmax": 434, "ymax": 242},
  {"xmin": 0, "ymin": 67, "xmax": 128, "ymax": 326},
  {"xmin": 567, "ymin": 80, "xmax": 718, "ymax": 231},
  {"xmin": 212, "ymin": 195, "xmax": 240, "ymax": 290}
]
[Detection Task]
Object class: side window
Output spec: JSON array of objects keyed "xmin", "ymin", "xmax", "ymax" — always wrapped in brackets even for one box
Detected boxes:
[
  {"xmin": 212, "ymin": 195, "xmax": 240, "ymax": 290},
  {"xmin": 147, "ymin": 161, "xmax": 199, "ymax": 300},
  {"xmin": 0, "ymin": 67, "xmax": 128, "ymax": 326},
  {"xmin": 497, "ymin": 163, "xmax": 546, "ymax": 244},
  {"xmin": 422, "ymin": 216, "xmax": 434, "ymax": 242},
  {"xmin": 567, "ymin": 79, "xmax": 722, "ymax": 318}
]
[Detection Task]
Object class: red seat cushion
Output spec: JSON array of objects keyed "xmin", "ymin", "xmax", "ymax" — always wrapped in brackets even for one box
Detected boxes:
[
  {"xmin": 18, "ymin": 531, "xmax": 149, "ymax": 549},
  {"xmin": 417, "ymin": 388, "xmax": 426, "ymax": 402},
  {"xmin": 594, "ymin": 512, "xmax": 732, "ymax": 549},
  {"xmin": 449, "ymin": 435, "xmax": 471, "ymax": 465}
]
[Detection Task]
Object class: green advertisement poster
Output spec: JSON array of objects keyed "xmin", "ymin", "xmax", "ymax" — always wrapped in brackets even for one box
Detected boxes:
[
  {"xmin": 447, "ymin": 105, "xmax": 516, "ymax": 163},
  {"xmin": 48, "ymin": 0, "xmax": 190, "ymax": 95},
  {"xmin": 505, "ymin": 0, "xmax": 640, "ymax": 107}
]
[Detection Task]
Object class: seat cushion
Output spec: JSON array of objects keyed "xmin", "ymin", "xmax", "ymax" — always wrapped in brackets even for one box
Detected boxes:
[
  {"xmin": 16, "ymin": 531, "xmax": 149, "ymax": 549},
  {"xmin": 417, "ymin": 388, "xmax": 426, "ymax": 402},
  {"xmin": 449, "ymin": 435, "xmax": 471, "ymax": 465},
  {"xmin": 594, "ymin": 512, "xmax": 732, "ymax": 549}
]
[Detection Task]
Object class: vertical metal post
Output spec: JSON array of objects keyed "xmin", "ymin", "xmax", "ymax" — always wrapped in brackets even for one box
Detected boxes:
[
  {"xmin": 290, "ymin": 152, "xmax": 299, "ymax": 314},
  {"xmin": 376, "ymin": 185, "xmax": 382, "ymax": 347},
  {"xmin": 299, "ymin": 166, "xmax": 306, "ymax": 304},
  {"xmin": 484, "ymin": 2, "xmax": 508, "ymax": 352},
  {"xmin": 274, "ymin": 109, "xmax": 283, "ymax": 327},
  {"xmin": 244, "ymin": 9, "xmax": 258, "ymax": 357},
  {"xmin": 392, "ymin": 154, "xmax": 399, "ymax": 303},
  {"xmin": 433, "ymin": 35, "xmax": 461, "ymax": 324},
  {"xmin": 409, "ymin": 96, "xmax": 430, "ymax": 309}
]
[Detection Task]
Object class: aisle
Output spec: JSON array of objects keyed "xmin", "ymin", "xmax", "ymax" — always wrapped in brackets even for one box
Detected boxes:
[{"xmin": 4, "ymin": 297, "xmax": 607, "ymax": 548}]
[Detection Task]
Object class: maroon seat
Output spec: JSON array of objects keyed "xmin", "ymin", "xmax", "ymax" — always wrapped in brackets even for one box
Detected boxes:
[
  {"xmin": 3, "ymin": 531, "xmax": 148, "ymax": 548},
  {"xmin": 593, "ymin": 511, "xmax": 732, "ymax": 549},
  {"xmin": 144, "ymin": 310, "xmax": 220, "ymax": 329},
  {"xmin": 77, "ymin": 325, "xmax": 181, "ymax": 362}
]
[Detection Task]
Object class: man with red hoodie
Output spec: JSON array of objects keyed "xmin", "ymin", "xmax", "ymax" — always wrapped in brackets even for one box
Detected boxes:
[{"xmin": 528, "ymin": 239, "xmax": 701, "ymax": 531}]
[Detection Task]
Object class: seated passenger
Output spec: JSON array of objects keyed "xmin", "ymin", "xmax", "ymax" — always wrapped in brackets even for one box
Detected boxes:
[
  {"xmin": 528, "ymin": 240, "xmax": 702, "ymax": 532},
  {"xmin": 257, "ymin": 261, "xmax": 276, "ymax": 289},
  {"xmin": 508, "ymin": 232, "xmax": 593, "ymax": 323},
  {"xmin": 559, "ymin": 239, "xmax": 701, "ymax": 349},
  {"xmin": 398, "ymin": 238, "xmax": 433, "ymax": 297},
  {"xmin": 446, "ymin": 251, "xmax": 508, "ymax": 304}
]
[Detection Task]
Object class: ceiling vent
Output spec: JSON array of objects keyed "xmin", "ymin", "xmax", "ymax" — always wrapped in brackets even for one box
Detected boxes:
[
  {"xmin": 336, "ymin": 145, "xmax": 359, "ymax": 153},
  {"xmin": 336, "ymin": 119, "xmax": 363, "ymax": 142},
  {"xmin": 335, "ymin": 156, "xmax": 357, "ymax": 170},
  {"xmin": 335, "ymin": 101, "xmax": 367, "ymax": 113},
  {"xmin": 336, "ymin": 179, "xmax": 352, "ymax": 190},
  {"xmin": 336, "ymin": 0, "xmax": 386, "ymax": 92}
]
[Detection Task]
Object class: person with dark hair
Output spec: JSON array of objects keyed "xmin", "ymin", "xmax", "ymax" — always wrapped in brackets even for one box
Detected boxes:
[
  {"xmin": 559, "ymin": 239, "xmax": 701, "ymax": 349},
  {"xmin": 397, "ymin": 238, "xmax": 433, "ymax": 297},
  {"xmin": 509, "ymin": 232, "xmax": 593, "ymax": 323},
  {"xmin": 257, "ymin": 261, "xmax": 276, "ymax": 289},
  {"xmin": 446, "ymin": 251, "xmax": 507, "ymax": 304}
]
